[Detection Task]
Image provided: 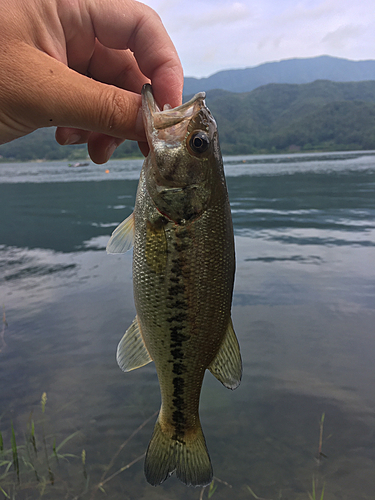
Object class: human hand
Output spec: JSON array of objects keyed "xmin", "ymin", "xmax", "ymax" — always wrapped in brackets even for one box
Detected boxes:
[{"xmin": 0, "ymin": 0, "xmax": 183, "ymax": 163}]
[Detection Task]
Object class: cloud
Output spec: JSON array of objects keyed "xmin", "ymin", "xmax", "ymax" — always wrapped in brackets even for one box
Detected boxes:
[
  {"xmin": 277, "ymin": 0, "xmax": 339, "ymax": 23},
  {"xmin": 322, "ymin": 24, "xmax": 365, "ymax": 50},
  {"xmin": 141, "ymin": 0, "xmax": 375, "ymax": 77},
  {"xmin": 155, "ymin": 0, "xmax": 253, "ymax": 31},
  {"xmin": 178, "ymin": 2, "xmax": 252, "ymax": 29}
]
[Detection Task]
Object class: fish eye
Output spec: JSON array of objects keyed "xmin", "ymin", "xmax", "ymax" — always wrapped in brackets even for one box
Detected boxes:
[{"xmin": 189, "ymin": 132, "xmax": 210, "ymax": 154}]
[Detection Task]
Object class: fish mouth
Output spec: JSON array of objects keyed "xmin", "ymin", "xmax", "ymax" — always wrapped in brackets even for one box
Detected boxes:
[{"xmin": 142, "ymin": 84, "xmax": 207, "ymax": 146}]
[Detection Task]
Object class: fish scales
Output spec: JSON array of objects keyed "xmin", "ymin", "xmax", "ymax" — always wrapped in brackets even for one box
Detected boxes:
[
  {"xmin": 107, "ymin": 84, "xmax": 242, "ymax": 487},
  {"xmin": 134, "ymin": 176, "xmax": 234, "ymax": 428}
]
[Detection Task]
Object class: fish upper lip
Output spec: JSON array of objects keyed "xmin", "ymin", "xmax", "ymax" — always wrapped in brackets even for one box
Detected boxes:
[{"xmin": 142, "ymin": 84, "xmax": 206, "ymax": 143}]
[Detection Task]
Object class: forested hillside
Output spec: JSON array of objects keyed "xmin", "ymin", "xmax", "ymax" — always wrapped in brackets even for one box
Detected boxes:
[
  {"xmin": 0, "ymin": 128, "xmax": 140, "ymax": 162},
  {"xmin": 1, "ymin": 79, "xmax": 375, "ymax": 161},
  {"xmin": 205, "ymin": 80, "xmax": 375, "ymax": 154},
  {"xmin": 184, "ymin": 55, "xmax": 375, "ymax": 94}
]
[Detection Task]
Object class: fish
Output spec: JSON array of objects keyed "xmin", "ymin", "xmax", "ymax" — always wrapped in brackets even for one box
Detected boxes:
[{"xmin": 107, "ymin": 83, "xmax": 242, "ymax": 487}]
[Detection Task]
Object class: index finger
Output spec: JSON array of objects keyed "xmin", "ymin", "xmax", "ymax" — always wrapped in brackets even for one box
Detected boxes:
[{"xmin": 86, "ymin": 0, "xmax": 183, "ymax": 108}]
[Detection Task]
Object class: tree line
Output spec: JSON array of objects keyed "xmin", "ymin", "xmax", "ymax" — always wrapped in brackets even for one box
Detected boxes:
[{"xmin": 2, "ymin": 80, "xmax": 375, "ymax": 161}]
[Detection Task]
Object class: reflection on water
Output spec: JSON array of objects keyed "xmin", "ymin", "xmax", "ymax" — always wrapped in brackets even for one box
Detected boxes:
[{"xmin": 1, "ymin": 152, "xmax": 375, "ymax": 499}]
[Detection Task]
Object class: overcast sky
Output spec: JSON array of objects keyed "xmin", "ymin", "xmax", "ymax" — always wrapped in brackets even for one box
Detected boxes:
[{"xmin": 141, "ymin": 0, "xmax": 375, "ymax": 78}]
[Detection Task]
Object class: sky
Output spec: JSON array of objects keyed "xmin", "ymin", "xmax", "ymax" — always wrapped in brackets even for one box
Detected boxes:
[{"xmin": 140, "ymin": 0, "xmax": 375, "ymax": 78}]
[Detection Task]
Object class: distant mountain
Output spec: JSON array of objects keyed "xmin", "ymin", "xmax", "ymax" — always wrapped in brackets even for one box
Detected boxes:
[
  {"xmin": 2, "ymin": 79, "xmax": 375, "ymax": 160},
  {"xmin": 184, "ymin": 56, "xmax": 375, "ymax": 94},
  {"xmin": 204, "ymin": 80, "xmax": 375, "ymax": 154},
  {"xmin": 0, "ymin": 127, "xmax": 141, "ymax": 162}
]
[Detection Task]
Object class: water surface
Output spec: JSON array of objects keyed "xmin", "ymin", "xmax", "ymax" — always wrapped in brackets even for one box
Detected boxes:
[{"xmin": 1, "ymin": 151, "xmax": 375, "ymax": 499}]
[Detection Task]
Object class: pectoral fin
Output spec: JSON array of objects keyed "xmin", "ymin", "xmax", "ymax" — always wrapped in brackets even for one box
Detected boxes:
[
  {"xmin": 208, "ymin": 318, "xmax": 242, "ymax": 390},
  {"xmin": 106, "ymin": 212, "xmax": 135, "ymax": 254},
  {"xmin": 116, "ymin": 316, "xmax": 153, "ymax": 372}
]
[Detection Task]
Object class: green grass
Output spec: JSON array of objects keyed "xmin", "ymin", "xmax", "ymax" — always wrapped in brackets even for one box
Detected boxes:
[
  {"xmin": 308, "ymin": 477, "xmax": 326, "ymax": 500},
  {"xmin": 0, "ymin": 397, "xmax": 157, "ymax": 499},
  {"xmin": 1, "ymin": 401, "xmax": 330, "ymax": 500},
  {"xmin": 0, "ymin": 393, "xmax": 83, "ymax": 499}
]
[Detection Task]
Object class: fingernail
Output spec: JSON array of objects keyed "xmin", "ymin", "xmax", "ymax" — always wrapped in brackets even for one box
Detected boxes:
[
  {"xmin": 105, "ymin": 142, "xmax": 117, "ymax": 162},
  {"xmin": 64, "ymin": 133, "xmax": 81, "ymax": 145}
]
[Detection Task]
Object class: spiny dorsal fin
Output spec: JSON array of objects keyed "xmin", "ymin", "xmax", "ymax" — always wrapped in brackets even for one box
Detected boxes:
[
  {"xmin": 106, "ymin": 212, "xmax": 135, "ymax": 254},
  {"xmin": 116, "ymin": 316, "xmax": 153, "ymax": 372},
  {"xmin": 208, "ymin": 318, "xmax": 242, "ymax": 390}
]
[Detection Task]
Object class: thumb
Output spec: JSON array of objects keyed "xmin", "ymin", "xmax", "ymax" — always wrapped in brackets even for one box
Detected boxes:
[{"xmin": 0, "ymin": 44, "xmax": 145, "ymax": 143}]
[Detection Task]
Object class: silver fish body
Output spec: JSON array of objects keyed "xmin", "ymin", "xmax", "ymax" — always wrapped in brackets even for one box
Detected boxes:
[{"xmin": 107, "ymin": 84, "xmax": 242, "ymax": 487}]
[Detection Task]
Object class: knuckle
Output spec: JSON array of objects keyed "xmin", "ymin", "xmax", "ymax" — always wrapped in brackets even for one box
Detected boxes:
[{"xmin": 100, "ymin": 90, "xmax": 130, "ymax": 136}]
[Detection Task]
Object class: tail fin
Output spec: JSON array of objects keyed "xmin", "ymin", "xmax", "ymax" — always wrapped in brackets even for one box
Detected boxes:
[{"xmin": 144, "ymin": 417, "xmax": 213, "ymax": 487}]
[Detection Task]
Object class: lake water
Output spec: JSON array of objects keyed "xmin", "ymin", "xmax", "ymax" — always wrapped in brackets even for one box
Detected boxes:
[{"xmin": 1, "ymin": 151, "xmax": 375, "ymax": 499}]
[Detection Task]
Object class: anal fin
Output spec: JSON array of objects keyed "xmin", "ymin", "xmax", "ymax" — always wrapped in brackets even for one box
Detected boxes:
[
  {"xmin": 208, "ymin": 318, "xmax": 242, "ymax": 390},
  {"xmin": 116, "ymin": 316, "xmax": 152, "ymax": 372}
]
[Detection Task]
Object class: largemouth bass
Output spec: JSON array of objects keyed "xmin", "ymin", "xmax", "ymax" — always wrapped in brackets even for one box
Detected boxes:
[{"xmin": 107, "ymin": 84, "xmax": 242, "ymax": 487}]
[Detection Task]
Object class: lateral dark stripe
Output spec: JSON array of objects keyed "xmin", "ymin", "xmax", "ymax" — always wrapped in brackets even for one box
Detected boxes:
[{"xmin": 167, "ymin": 228, "xmax": 191, "ymax": 440}]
